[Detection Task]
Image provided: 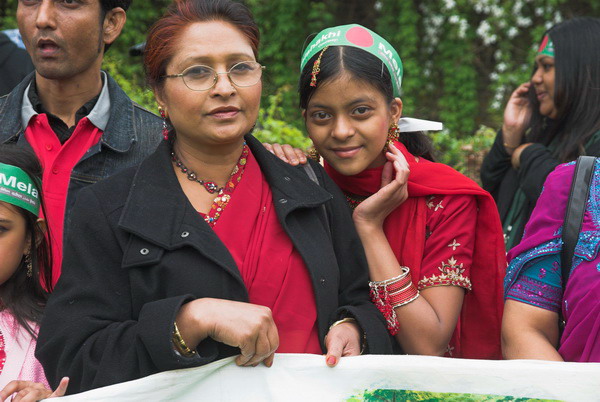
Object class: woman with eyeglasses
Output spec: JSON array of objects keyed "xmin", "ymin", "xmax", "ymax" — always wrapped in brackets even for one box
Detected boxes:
[{"xmin": 35, "ymin": 0, "xmax": 392, "ymax": 394}]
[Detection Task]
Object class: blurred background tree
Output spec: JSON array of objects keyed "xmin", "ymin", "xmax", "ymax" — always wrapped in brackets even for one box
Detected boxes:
[{"xmin": 1, "ymin": 0, "xmax": 598, "ymax": 179}]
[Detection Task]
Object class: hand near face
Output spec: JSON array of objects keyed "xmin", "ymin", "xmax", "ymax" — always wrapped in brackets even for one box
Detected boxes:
[
  {"xmin": 324, "ymin": 321, "xmax": 362, "ymax": 367},
  {"xmin": 352, "ymin": 144, "xmax": 410, "ymax": 228},
  {"xmin": 502, "ymin": 82, "xmax": 533, "ymax": 146},
  {"xmin": 177, "ymin": 298, "xmax": 279, "ymax": 367},
  {"xmin": 0, "ymin": 377, "xmax": 69, "ymax": 402}
]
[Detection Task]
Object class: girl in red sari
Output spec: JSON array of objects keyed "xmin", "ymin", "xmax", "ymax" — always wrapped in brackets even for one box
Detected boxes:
[{"xmin": 292, "ymin": 25, "xmax": 506, "ymax": 358}]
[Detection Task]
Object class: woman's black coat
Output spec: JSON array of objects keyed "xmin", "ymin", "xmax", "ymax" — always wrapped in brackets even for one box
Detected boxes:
[
  {"xmin": 35, "ymin": 135, "xmax": 392, "ymax": 393},
  {"xmin": 481, "ymin": 129, "xmax": 600, "ymax": 245}
]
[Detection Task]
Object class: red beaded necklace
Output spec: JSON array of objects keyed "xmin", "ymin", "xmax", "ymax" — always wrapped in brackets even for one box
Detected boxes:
[{"xmin": 190, "ymin": 144, "xmax": 249, "ymax": 227}]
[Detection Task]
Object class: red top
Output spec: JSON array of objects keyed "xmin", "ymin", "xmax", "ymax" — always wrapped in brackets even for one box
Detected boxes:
[
  {"xmin": 25, "ymin": 115, "xmax": 103, "ymax": 286},
  {"xmin": 326, "ymin": 141, "xmax": 505, "ymax": 359},
  {"xmin": 209, "ymin": 148, "xmax": 321, "ymax": 354}
]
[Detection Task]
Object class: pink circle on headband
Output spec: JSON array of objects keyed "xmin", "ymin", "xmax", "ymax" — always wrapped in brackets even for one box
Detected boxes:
[{"xmin": 346, "ymin": 26, "xmax": 374, "ymax": 48}]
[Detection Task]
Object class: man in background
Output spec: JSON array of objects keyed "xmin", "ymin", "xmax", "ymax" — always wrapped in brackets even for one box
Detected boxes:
[{"xmin": 0, "ymin": 0, "xmax": 162, "ymax": 282}]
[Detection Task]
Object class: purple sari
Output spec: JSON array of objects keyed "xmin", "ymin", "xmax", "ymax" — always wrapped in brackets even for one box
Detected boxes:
[{"xmin": 504, "ymin": 159, "xmax": 600, "ymax": 362}]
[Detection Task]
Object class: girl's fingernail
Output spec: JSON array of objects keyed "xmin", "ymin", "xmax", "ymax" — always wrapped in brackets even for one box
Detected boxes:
[{"xmin": 326, "ymin": 356, "xmax": 336, "ymax": 366}]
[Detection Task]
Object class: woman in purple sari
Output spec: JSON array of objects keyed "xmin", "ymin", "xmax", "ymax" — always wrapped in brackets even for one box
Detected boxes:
[{"xmin": 502, "ymin": 158, "xmax": 599, "ymax": 362}]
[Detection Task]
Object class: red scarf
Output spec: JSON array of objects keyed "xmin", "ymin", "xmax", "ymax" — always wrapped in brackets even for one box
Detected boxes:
[
  {"xmin": 213, "ymin": 149, "xmax": 321, "ymax": 354},
  {"xmin": 326, "ymin": 141, "xmax": 505, "ymax": 359}
]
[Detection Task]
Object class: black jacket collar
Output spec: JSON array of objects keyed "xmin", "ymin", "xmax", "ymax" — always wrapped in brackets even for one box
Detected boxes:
[
  {"xmin": 118, "ymin": 134, "xmax": 332, "ymax": 250},
  {"xmin": 0, "ymin": 71, "xmax": 138, "ymax": 153}
]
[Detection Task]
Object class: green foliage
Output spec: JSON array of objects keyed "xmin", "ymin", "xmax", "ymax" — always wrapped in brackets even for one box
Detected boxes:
[
  {"xmin": 430, "ymin": 126, "xmax": 497, "ymax": 183},
  {"xmin": 2, "ymin": 0, "xmax": 598, "ymax": 170},
  {"xmin": 254, "ymin": 85, "xmax": 311, "ymax": 149}
]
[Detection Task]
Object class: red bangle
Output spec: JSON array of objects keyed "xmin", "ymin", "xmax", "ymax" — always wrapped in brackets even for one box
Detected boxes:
[{"xmin": 390, "ymin": 283, "xmax": 420, "ymax": 308}]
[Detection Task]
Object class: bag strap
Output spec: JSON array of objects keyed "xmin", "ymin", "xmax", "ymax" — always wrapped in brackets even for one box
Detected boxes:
[
  {"xmin": 302, "ymin": 163, "xmax": 331, "ymax": 236},
  {"xmin": 560, "ymin": 156, "xmax": 596, "ymax": 283}
]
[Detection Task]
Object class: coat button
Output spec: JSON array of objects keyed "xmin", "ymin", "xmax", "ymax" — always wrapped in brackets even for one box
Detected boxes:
[
  {"xmin": 279, "ymin": 198, "xmax": 288, "ymax": 204},
  {"xmin": 140, "ymin": 248, "xmax": 150, "ymax": 255},
  {"xmin": 284, "ymin": 176, "xmax": 291, "ymax": 181},
  {"xmin": 181, "ymin": 231, "xmax": 190, "ymax": 238},
  {"xmin": 320, "ymin": 277, "xmax": 326, "ymax": 286}
]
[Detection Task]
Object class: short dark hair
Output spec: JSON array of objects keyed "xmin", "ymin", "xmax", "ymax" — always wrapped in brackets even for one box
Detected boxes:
[
  {"xmin": 0, "ymin": 144, "xmax": 53, "ymax": 338},
  {"xmin": 100, "ymin": 0, "xmax": 132, "ymax": 13},
  {"xmin": 527, "ymin": 17, "xmax": 600, "ymax": 162},
  {"xmin": 299, "ymin": 46, "xmax": 435, "ymax": 161}
]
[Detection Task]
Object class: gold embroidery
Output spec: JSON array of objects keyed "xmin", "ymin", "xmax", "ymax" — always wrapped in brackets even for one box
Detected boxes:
[
  {"xmin": 418, "ymin": 256, "xmax": 472, "ymax": 290},
  {"xmin": 426, "ymin": 196, "xmax": 444, "ymax": 211},
  {"xmin": 448, "ymin": 239, "xmax": 460, "ymax": 251}
]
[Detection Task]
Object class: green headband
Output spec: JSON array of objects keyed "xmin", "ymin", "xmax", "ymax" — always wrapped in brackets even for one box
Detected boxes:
[
  {"xmin": 537, "ymin": 35, "xmax": 555, "ymax": 58},
  {"xmin": 0, "ymin": 162, "xmax": 41, "ymax": 216},
  {"xmin": 301, "ymin": 24, "xmax": 403, "ymax": 97}
]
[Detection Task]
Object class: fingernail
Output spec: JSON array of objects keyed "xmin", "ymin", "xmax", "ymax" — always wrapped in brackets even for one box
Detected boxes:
[{"xmin": 326, "ymin": 356, "xmax": 336, "ymax": 366}]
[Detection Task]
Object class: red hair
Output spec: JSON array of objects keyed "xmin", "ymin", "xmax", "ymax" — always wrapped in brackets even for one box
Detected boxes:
[{"xmin": 144, "ymin": 0, "xmax": 260, "ymax": 89}]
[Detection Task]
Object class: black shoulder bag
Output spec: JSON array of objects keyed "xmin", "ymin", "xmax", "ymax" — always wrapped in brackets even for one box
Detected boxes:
[{"xmin": 559, "ymin": 156, "xmax": 596, "ymax": 328}]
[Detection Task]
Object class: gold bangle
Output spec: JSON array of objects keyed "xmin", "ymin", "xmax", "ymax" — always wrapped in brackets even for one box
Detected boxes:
[
  {"xmin": 172, "ymin": 322, "xmax": 196, "ymax": 357},
  {"xmin": 329, "ymin": 317, "xmax": 356, "ymax": 331},
  {"xmin": 328, "ymin": 317, "xmax": 366, "ymax": 354},
  {"xmin": 503, "ymin": 142, "xmax": 519, "ymax": 150}
]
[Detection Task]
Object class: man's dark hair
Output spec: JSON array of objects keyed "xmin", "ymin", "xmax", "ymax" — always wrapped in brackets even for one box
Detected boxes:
[{"xmin": 100, "ymin": 0, "xmax": 132, "ymax": 12}]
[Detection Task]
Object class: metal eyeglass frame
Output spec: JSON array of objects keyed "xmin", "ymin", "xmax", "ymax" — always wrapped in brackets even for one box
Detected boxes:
[{"xmin": 161, "ymin": 61, "xmax": 266, "ymax": 91}]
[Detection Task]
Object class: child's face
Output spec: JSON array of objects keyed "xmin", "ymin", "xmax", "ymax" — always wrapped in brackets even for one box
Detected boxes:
[
  {"xmin": 0, "ymin": 201, "xmax": 29, "ymax": 285},
  {"xmin": 303, "ymin": 74, "xmax": 401, "ymax": 176}
]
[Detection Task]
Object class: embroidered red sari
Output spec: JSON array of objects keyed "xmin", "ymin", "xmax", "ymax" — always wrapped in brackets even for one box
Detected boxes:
[
  {"xmin": 210, "ymin": 148, "xmax": 321, "ymax": 354},
  {"xmin": 326, "ymin": 141, "xmax": 505, "ymax": 359}
]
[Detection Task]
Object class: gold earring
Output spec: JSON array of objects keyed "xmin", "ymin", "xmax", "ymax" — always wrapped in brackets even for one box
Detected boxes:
[
  {"xmin": 307, "ymin": 147, "xmax": 321, "ymax": 162},
  {"xmin": 25, "ymin": 254, "xmax": 33, "ymax": 278},
  {"xmin": 384, "ymin": 123, "xmax": 400, "ymax": 152}
]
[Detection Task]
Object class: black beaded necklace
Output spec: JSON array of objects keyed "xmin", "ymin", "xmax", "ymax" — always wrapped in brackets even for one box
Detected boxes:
[{"xmin": 171, "ymin": 151, "xmax": 223, "ymax": 194}]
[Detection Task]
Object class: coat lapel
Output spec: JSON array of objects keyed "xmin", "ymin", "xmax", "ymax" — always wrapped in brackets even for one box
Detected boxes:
[{"xmin": 118, "ymin": 141, "xmax": 244, "ymax": 286}]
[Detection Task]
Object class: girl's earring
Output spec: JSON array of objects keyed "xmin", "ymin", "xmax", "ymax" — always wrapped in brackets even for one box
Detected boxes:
[
  {"xmin": 307, "ymin": 146, "xmax": 321, "ymax": 162},
  {"xmin": 25, "ymin": 254, "xmax": 33, "ymax": 278},
  {"xmin": 158, "ymin": 107, "xmax": 169, "ymax": 141},
  {"xmin": 384, "ymin": 123, "xmax": 400, "ymax": 152}
]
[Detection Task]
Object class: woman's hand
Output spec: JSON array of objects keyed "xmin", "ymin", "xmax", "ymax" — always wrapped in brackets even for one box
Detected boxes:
[
  {"xmin": 324, "ymin": 321, "xmax": 362, "ymax": 367},
  {"xmin": 502, "ymin": 82, "xmax": 533, "ymax": 150},
  {"xmin": 0, "ymin": 377, "xmax": 69, "ymax": 402},
  {"xmin": 176, "ymin": 298, "xmax": 279, "ymax": 367},
  {"xmin": 353, "ymin": 144, "xmax": 410, "ymax": 229},
  {"xmin": 263, "ymin": 143, "xmax": 307, "ymax": 166}
]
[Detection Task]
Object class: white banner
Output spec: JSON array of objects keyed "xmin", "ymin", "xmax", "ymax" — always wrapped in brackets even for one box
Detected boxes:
[{"xmin": 57, "ymin": 354, "xmax": 600, "ymax": 401}]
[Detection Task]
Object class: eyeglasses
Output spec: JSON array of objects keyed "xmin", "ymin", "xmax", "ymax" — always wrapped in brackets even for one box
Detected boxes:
[{"xmin": 162, "ymin": 61, "xmax": 265, "ymax": 91}]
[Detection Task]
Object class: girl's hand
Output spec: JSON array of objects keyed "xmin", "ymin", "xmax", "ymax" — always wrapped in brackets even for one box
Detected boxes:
[
  {"xmin": 353, "ymin": 144, "xmax": 410, "ymax": 228},
  {"xmin": 324, "ymin": 321, "xmax": 362, "ymax": 367},
  {"xmin": 263, "ymin": 143, "xmax": 307, "ymax": 166},
  {"xmin": 176, "ymin": 298, "xmax": 279, "ymax": 368},
  {"xmin": 502, "ymin": 82, "xmax": 533, "ymax": 148},
  {"xmin": 0, "ymin": 377, "xmax": 69, "ymax": 401}
]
